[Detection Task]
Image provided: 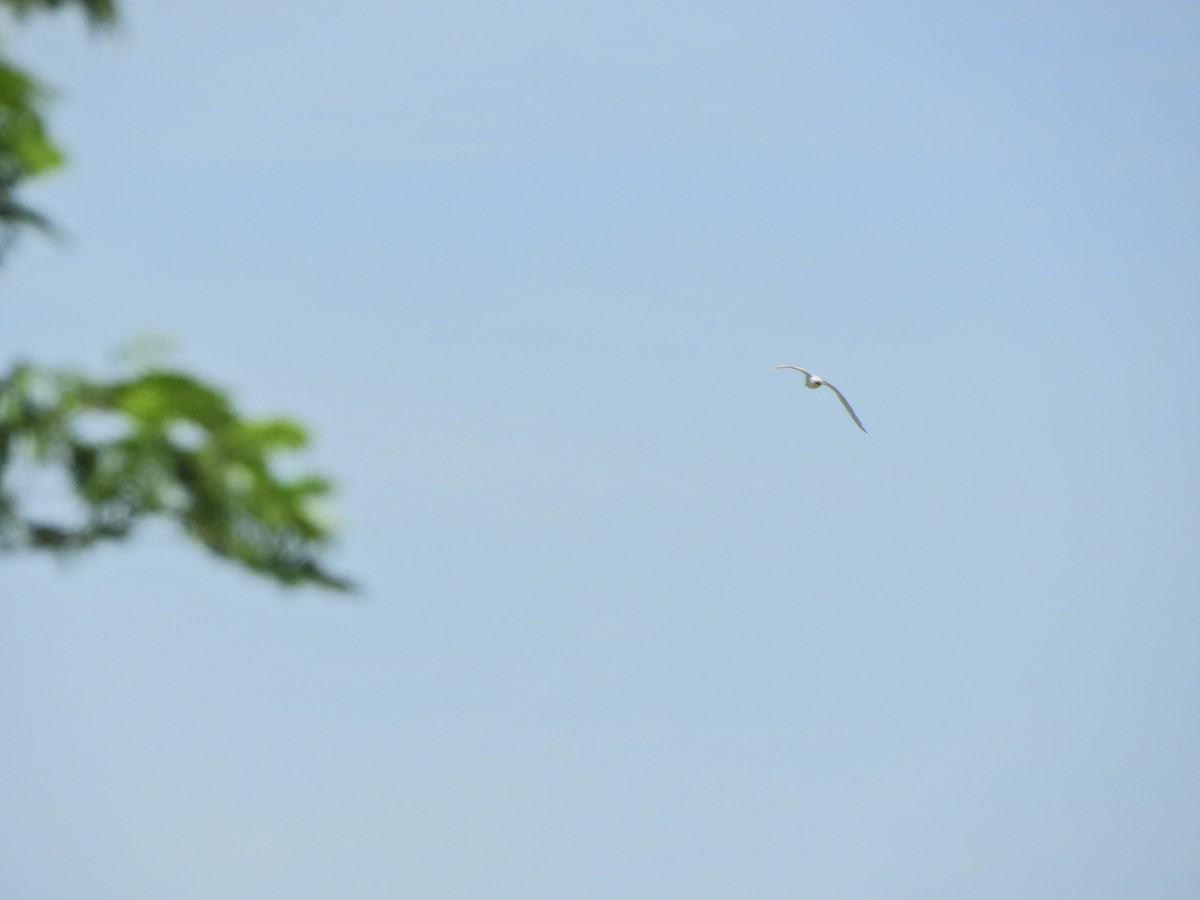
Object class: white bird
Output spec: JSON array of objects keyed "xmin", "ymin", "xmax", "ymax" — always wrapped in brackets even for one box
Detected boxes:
[{"xmin": 771, "ymin": 365, "xmax": 867, "ymax": 432}]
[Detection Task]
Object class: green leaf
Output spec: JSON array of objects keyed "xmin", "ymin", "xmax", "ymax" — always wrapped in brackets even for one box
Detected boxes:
[
  {"xmin": 108, "ymin": 372, "xmax": 236, "ymax": 430},
  {"xmin": 0, "ymin": 358, "xmax": 354, "ymax": 593},
  {"xmin": 0, "ymin": 61, "xmax": 65, "ymax": 174}
]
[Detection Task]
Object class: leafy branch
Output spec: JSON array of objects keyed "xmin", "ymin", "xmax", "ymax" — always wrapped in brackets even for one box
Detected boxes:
[
  {"xmin": 1, "ymin": 0, "xmax": 116, "ymax": 255},
  {"xmin": 0, "ymin": 360, "xmax": 353, "ymax": 591},
  {"xmin": 2, "ymin": 0, "xmax": 355, "ymax": 593}
]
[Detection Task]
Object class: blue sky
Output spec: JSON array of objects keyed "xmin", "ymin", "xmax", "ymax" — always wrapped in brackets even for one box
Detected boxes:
[{"xmin": 2, "ymin": 1, "xmax": 1198, "ymax": 897}]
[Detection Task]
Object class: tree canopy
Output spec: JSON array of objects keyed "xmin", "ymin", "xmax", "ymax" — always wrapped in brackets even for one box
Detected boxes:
[{"xmin": 1, "ymin": 0, "xmax": 354, "ymax": 591}]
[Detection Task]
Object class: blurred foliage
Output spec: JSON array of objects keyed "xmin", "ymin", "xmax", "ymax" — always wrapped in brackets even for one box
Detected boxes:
[
  {"xmin": 0, "ymin": 360, "xmax": 353, "ymax": 591},
  {"xmin": 1, "ymin": 0, "xmax": 354, "ymax": 592},
  {"xmin": 2, "ymin": 0, "xmax": 116, "ymax": 29},
  {"xmin": 0, "ymin": 0, "xmax": 112, "ymax": 254},
  {"xmin": 0, "ymin": 54, "xmax": 62, "ymax": 255}
]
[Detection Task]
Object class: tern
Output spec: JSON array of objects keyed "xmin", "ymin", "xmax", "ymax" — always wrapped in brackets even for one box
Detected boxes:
[{"xmin": 771, "ymin": 365, "xmax": 867, "ymax": 432}]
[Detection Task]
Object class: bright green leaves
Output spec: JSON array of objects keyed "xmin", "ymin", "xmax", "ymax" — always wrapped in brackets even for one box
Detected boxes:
[
  {"xmin": 0, "ymin": 360, "xmax": 354, "ymax": 592},
  {"xmin": 0, "ymin": 59, "xmax": 62, "ymax": 250},
  {"xmin": 2, "ymin": 0, "xmax": 356, "ymax": 595},
  {"xmin": 1, "ymin": 0, "xmax": 115, "ymax": 254},
  {"xmin": 108, "ymin": 372, "xmax": 235, "ymax": 430},
  {"xmin": 0, "ymin": 61, "xmax": 63, "ymax": 173}
]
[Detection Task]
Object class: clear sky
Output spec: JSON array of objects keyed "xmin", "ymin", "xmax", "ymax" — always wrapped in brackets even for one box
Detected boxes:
[{"xmin": 3, "ymin": 1, "xmax": 1198, "ymax": 897}]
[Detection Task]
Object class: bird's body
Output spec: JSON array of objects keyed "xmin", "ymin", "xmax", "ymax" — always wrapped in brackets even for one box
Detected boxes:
[{"xmin": 771, "ymin": 365, "xmax": 867, "ymax": 432}]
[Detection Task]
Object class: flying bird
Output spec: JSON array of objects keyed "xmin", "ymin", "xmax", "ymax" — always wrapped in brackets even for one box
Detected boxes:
[{"xmin": 771, "ymin": 365, "xmax": 867, "ymax": 432}]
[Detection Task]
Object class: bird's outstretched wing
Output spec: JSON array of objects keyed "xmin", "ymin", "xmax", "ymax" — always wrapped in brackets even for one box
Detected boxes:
[
  {"xmin": 821, "ymin": 381, "xmax": 867, "ymax": 432},
  {"xmin": 770, "ymin": 365, "xmax": 812, "ymax": 377}
]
